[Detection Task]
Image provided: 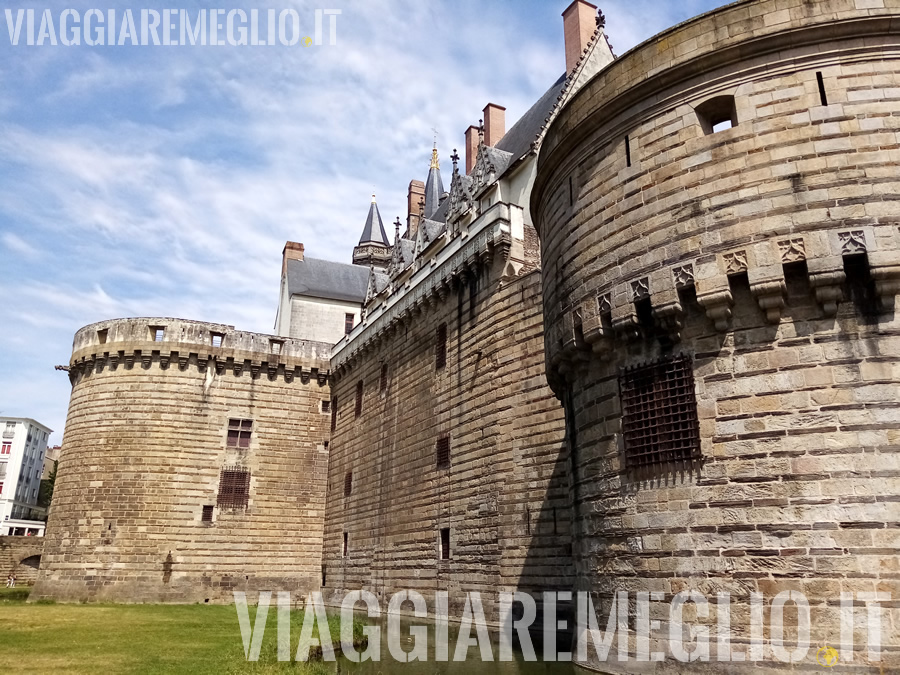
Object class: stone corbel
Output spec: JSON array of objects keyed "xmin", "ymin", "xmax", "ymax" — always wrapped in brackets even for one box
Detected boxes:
[
  {"xmin": 808, "ymin": 270, "xmax": 845, "ymax": 316},
  {"xmin": 284, "ymin": 368, "xmax": 295, "ymax": 383},
  {"xmin": 109, "ymin": 353, "xmax": 119, "ymax": 370},
  {"xmin": 250, "ymin": 362, "xmax": 261, "ymax": 378},
  {"xmin": 318, "ymin": 372, "xmax": 328, "ymax": 387},
  {"xmin": 750, "ymin": 279, "xmax": 786, "ymax": 324},
  {"xmin": 178, "ymin": 355, "xmax": 189, "ymax": 371},
  {"xmin": 233, "ymin": 361, "xmax": 244, "ymax": 377},
  {"xmin": 141, "ymin": 353, "xmax": 152, "ymax": 369},
  {"xmin": 871, "ymin": 264, "xmax": 900, "ymax": 309},
  {"xmin": 612, "ymin": 310, "xmax": 640, "ymax": 341},
  {"xmin": 267, "ymin": 364, "xmax": 278, "ymax": 380},
  {"xmin": 653, "ymin": 300, "xmax": 685, "ymax": 340},
  {"xmin": 300, "ymin": 368, "xmax": 311, "ymax": 384},
  {"xmin": 697, "ymin": 288, "xmax": 734, "ymax": 331}
]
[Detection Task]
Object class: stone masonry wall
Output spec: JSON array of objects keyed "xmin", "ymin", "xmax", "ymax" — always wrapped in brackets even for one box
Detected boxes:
[
  {"xmin": 534, "ymin": 0, "xmax": 900, "ymax": 671},
  {"xmin": 324, "ymin": 263, "xmax": 572, "ymax": 621},
  {"xmin": 0, "ymin": 536, "xmax": 44, "ymax": 585},
  {"xmin": 31, "ymin": 318, "xmax": 332, "ymax": 603}
]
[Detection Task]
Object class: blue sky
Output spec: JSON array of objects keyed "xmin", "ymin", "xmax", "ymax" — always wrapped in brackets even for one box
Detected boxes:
[{"xmin": 0, "ymin": 0, "xmax": 726, "ymax": 442}]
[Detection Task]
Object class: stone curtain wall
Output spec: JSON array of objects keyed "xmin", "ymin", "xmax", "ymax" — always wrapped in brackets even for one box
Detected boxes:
[
  {"xmin": 32, "ymin": 318, "xmax": 332, "ymax": 603},
  {"xmin": 324, "ymin": 265, "xmax": 572, "ymax": 620},
  {"xmin": 534, "ymin": 0, "xmax": 900, "ymax": 671}
]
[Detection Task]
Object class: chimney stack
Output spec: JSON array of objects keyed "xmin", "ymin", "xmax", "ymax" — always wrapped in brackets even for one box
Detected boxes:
[
  {"xmin": 482, "ymin": 103, "xmax": 506, "ymax": 147},
  {"xmin": 282, "ymin": 241, "xmax": 304, "ymax": 278},
  {"xmin": 465, "ymin": 125, "xmax": 479, "ymax": 174},
  {"xmin": 407, "ymin": 179, "xmax": 426, "ymax": 237},
  {"xmin": 562, "ymin": 0, "xmax": 598, "ymax": 75}
]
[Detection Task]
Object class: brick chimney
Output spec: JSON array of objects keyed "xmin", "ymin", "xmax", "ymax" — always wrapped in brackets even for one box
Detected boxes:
[
  {"xmin": 482, "ymin": 104, "xmax": 506, "ymax": 147},
  {"xmin": 282, "ymin": 241, "xmax": 304, "ymax": 278},
  {"xmin": 563, "ymin": 0, "xmax": 598, "ymax": 75},
  {"xmin": 407, "ymin": 179, "xmax": 426, "ymax": 238},
  {"xmin": 465, "ymin": 125, "xmax": 480, "ymax": 174}
]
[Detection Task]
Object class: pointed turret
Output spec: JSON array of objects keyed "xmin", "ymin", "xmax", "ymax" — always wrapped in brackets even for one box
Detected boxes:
[
  {"xmin": 352, "ymin": 194, "xmax": 391, "ymax": 270},
  {"xmin": 423, "ymin": 145, "xmax": 445, "ymax": 219}
]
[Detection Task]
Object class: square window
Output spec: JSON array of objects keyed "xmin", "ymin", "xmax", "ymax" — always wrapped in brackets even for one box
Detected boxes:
[
  {"xmin": 321, "ymin": 400, "xmax": 331, "ymax": 414},
  {"xmin": 270, "ymin": 340, "xmax": 283, "ymax": 354},
  {"xmin": 201, "ymin": 505, "xmax": 214, "ymax": 523},
  {"xmin": 436, "ymin": 435, "xmax": 451, "ymax": 469},
  {"xmin": 439, "ymin": 528, "xmax": 450, "ymax": 560},
  {"xmin": 211, "ymin": 333, "xmax": 224, "ymax": 348},
  {"xmin": 217, "ymin": 467, "xmax": 251, "ymax": 509},
  {"xmin": 619, "ymin": 354, "xmax": 701, "ymax": 473},
  {"xmin": 150, "ymin": 326, "xmax": 165, "ymax": 342},
  {"xmin": 226, "ymin": 419, "xmax": 252, "ymax": 448}
]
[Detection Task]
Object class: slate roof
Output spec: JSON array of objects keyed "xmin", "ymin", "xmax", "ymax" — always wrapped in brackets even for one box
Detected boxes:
[
  {"xmin": 358, "ymin": 199, "xmax": 389, "ymax": 245},
  {"xmin": 430, "ymin": 195, "xmax": 450, "ymax": 223},
  {"xmin": 495, "ymin": 72, "xmax": 567, "ymax": 171},
  {"xmin": 286, "ymin": 257, "xmax": 368, "ymax": 304},
  {"xmin": 424, "ymin": 164, "xmax": 445, "ymax": 219}
]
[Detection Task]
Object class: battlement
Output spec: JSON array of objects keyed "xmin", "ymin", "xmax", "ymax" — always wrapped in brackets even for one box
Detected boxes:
[{"xmin": 69, "ymin": 317, "xmax": 332, "ymax": 385}]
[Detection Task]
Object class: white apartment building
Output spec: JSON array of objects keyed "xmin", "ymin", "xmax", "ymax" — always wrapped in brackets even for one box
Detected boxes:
[{"xmin": 0, "ymin": 417, "xmax": 52, "ymax": 536}]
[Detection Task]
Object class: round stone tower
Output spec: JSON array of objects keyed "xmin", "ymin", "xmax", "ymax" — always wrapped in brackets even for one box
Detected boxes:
[
  {"xmin": 533, "ymin": 0, "xmax": 900, "ymax": 671},
  {"xmin": 32, "ymin": 318, "xmax": 333, "ymax": 603}
]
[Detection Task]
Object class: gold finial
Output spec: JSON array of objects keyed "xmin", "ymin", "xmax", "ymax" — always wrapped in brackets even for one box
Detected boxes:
[{"xmin": 430, "ymin": 147, "xmax": 440, "ymax": 170}]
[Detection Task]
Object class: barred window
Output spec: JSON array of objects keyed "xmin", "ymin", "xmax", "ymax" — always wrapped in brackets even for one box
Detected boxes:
[
  {"xmin": 619, "ymin": 354, "xmax": 701, "ymax": 472},
  {"xmin": 227, "ymin": 419, "xmax": 252, "ymax": 448},
  {"xmin": 436, "ymin": 435, "xmax": 451, "ymax": 469},
  {"xmin": 201, "ymin": 505, "xmax": 214, "ymax": 523},
  {"xmin": 355, "ymin": 381, "xmax": 363, "ymax": 418},
  {"xmin": 380, "ymin": 363, "xmax": 388, "ymax": 393},
  {"xmin": 344, "ymin": 471, "xmax": 352, "ymax": 497},
  {"xmin": 439, "ymin": 527, "xmax": 450, "ymax": 560},
  {"xmin": 217, "ymin": 467, "xmax": 251, "ymax": 509},
  {"xmin": 321, "ymin": 400, "xmax": 331, "ymax": 414},
  {"xmin": 435, "ymin": 323, "xmax": 447, "ymax": 370}
]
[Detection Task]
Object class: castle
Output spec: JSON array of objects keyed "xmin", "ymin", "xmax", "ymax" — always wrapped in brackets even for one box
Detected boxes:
[{"xmin": 32, "ymin": 0, "xmax": 900, "ymax": 671}]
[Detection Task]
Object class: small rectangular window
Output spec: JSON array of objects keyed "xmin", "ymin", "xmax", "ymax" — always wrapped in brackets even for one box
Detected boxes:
[
  {"xmin": 217, "ymin": 467, "xmax": 251, "ymax": 509},
  {"xmin": 323, "ymin": 441, "xmax": 329, "ymax": 451},
  {"xmin": 355, "ymin": 381, "xmax": 363, "ymax": 418},
  {"xmin": 436, "ymin": 435, "xmax": 451, "ymax": 469},
  {"xmin": 440, "ymin": 528, "xmax": 450, "ymax": 560},
  {"xmin": 201, "ymin": 505, "xmax": 214, "ymax": 523},
  {"xmin": 816, "ymin": 71, "xmax": 828, "ymax": 107},
  {"xmin": 342, "ymin": 532, "xmax": 349, "ymax": 557},
  {"xmin": 211, "ymin": 333, "xmax": 224, "ymax": 348},
  {"xmin": 624, "ymin": 135, "xmax": 631, "ymax": 167},
  {"xmin": 344, "ymin": 471, "xmax": 352, "ymax": 497},
  {"xmin": 97, "ymin": 329, "xmax": 108, "ymax": 344},
  {"xmin": 380, "ymin": 363, "xmax": 388, "ymax": 393},
  {"xmin": 226, "ymin": 418, "xmax": 253, "ymax": 448},
  {"xmin": 270, "ymin": 340, "xmax": 283, "ymax": 354},
  {"xmin": 151, "ymin": 326, "xmax": 165, "ymax": 342},
  {"xmin": 345, "ymin": 313, "xmax": 355, "ymax": 335},
  {"xmin": 321, "ymin": 400, "xmax": 331, "ymax": 414},
  {"xmin": 1, "ymin": 444, "xmax": 10, "ymax": 455},
  {"xmin": 619, "ymin": 354, "xmax": 701, "ymax": 472},
  {"xmin": 435, "ymin": 323, "xmax": 447, "ymax": 370}
]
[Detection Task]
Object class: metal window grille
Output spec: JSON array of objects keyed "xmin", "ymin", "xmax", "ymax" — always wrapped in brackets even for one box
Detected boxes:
[
  {"xmin": 440, "ymin": 528, "xmax": 450, "ymax": 560},
  {"xmin": 619, "ymin": 354, "xmax": 701, "ymax": 472},
  {"xmin": 217, "ymin": 467, "xmax": 251, "ymax": 509},
  {"xmin": 226, "ymin": 418, "xmax": 253, "ymax": 448},
  {"xmin": 435, "ymin": 324, "xmax": 447, "ymax": 370},
  {"xmin": 344, "ymin": 471, "xmax": 352, "ymax": 497},
  {"xmin": 201, "ymin": 505, "xmax": 214, "ymax": 523},
  {"xmin": 355, "ymin": 381, "xmax": 363, "ymax": 418},
  {"xmin": 436, "ymin": 435, "xmax": 451, "ymax": 469}
]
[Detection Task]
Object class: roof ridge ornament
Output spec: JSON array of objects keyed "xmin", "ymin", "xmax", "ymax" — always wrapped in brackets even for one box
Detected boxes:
[
  {"xmin": 478, "ymin": 119, "xmax": 485, "ymax": 147},
  {"xmin": 430, "ymin": 147, "xmax": 440, "ymax": 170}
]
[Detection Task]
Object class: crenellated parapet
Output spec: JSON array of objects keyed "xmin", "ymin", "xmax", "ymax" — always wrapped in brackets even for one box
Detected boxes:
[{"xmin": 68, "ymin": 317, "xmax": 332, "ymax": 387}]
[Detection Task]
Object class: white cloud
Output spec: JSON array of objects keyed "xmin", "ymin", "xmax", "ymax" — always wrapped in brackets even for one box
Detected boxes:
[{"xmin": 0, "ymin": 0, "xmax": 728, "ymax": 441}]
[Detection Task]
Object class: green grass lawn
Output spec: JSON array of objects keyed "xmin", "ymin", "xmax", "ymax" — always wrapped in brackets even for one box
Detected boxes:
[{"xmin": 0, "ymin": 587, "xmax": 357, "ymax": 674}]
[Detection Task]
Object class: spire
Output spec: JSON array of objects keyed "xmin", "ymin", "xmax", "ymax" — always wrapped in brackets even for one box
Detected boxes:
[
  {"xmin": 423, "ymin": 144, "xmax": 445, "ymax": 219},
  {"xmin": 357, "ymin": 193, "xmax": 389, "ymax": 246}
]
